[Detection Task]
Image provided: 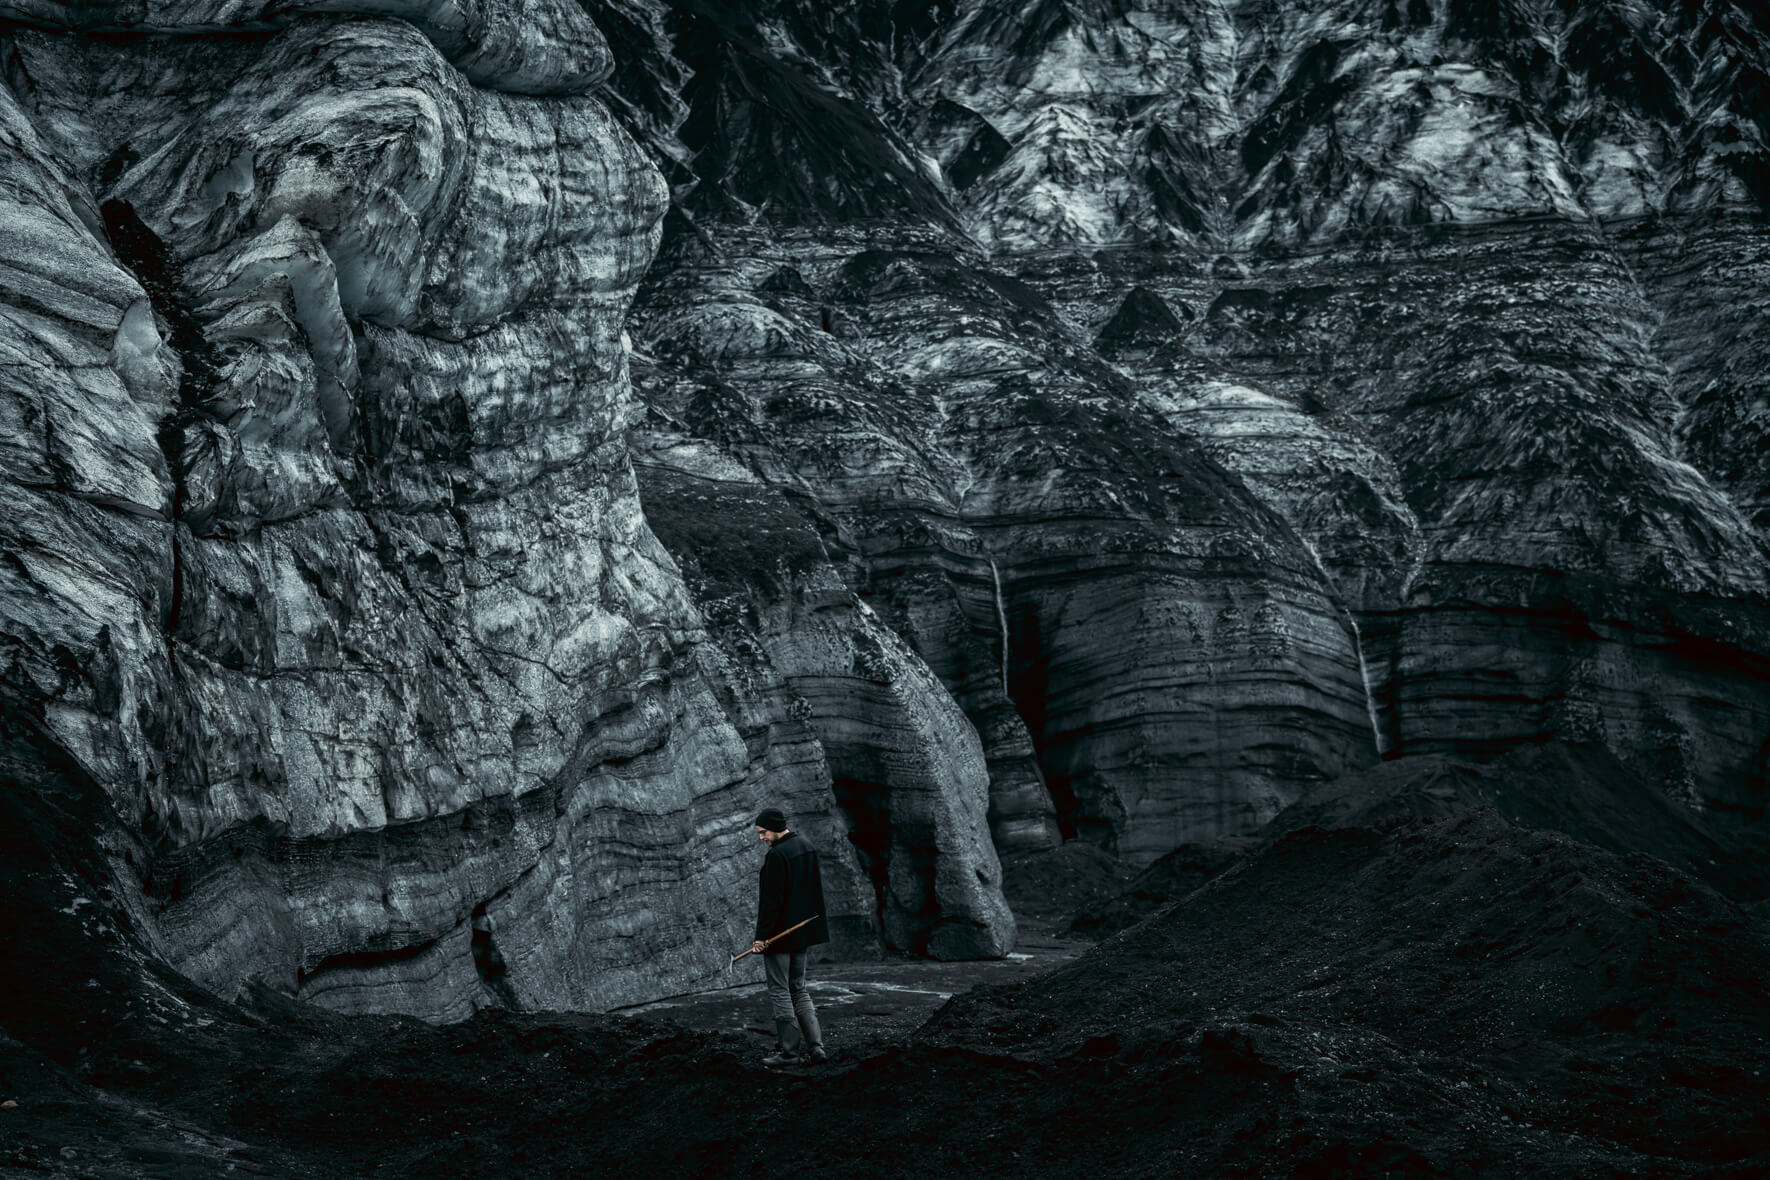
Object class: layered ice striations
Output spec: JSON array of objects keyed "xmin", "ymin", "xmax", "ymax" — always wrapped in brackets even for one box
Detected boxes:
[
  {"xmin": 611, "ymin": 0, "xmax": 1770, "ymax": 860},
  {"xmin": 0, "ymin": 1, "xmax": 1017, "ymax": 1022},
  {"xmin": 4, "ymin": 0, "xmax": 1769, "ymax": 1024}
]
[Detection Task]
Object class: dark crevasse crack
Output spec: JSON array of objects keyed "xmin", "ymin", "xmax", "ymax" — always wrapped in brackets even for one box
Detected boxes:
[
  {"xmin": 471, "ymin": 899, "xmax": 520, "ymax": 1010},
  {"xmin": 297, "ymin": 938, "xmax": 442, "ymax": 985},
  {"xmin": 98, "ymin": 196, "xmax": 234, "ymax": 837},
  {"xmin": 832, "ymin": 774, "xmax": 891, "ymax": 939},
  {"xmin": 98, "ymin": 198, "xmax": 218, "ymax": 400},
  {"xmin": 99, "ymin": 197, "xmax": 221, "ymax": 641},
  {"xmin": 998, "ymin": 596, "xmax": 1091, "ymax": 846}
]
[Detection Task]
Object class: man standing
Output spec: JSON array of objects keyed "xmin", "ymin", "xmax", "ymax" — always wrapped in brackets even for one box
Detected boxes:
[{"xmin": 752, "ymin": 808, "xmax": 829, "ymax": 1066}]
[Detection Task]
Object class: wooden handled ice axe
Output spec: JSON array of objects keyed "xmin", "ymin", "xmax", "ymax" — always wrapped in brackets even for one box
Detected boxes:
[{"xmin": 730, "ymin": 915, "xmax": 820, "ymax": 971}]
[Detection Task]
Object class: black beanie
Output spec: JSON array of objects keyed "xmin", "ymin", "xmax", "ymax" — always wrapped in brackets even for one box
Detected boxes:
[{"xmin": 755, "ymin": 808, "xmax": 788, "ymax": 832}]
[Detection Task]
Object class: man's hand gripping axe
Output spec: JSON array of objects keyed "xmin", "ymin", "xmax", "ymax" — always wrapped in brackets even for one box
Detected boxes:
[{"xmin": 730, "ymin": 915, "xmax": 820, "ymax": 972}]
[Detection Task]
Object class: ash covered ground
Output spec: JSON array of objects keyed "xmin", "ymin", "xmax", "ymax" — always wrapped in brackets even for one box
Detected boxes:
[{"xmin": 6, "ymin": 734, "xmax": 1767, "ymax": 1179}]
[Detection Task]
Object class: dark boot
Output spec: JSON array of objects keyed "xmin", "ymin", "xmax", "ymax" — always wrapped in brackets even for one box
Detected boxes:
[
  {"xmin": 794, "ymin": 998, "xmax": 824, "ymax": 1062},
  {"xmin": 763, "ymin": 1017, "xmax": 802, "ymax": 1066}
]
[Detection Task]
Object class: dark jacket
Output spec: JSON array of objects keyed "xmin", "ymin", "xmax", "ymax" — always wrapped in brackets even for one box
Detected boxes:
[{"xmin": 755, "ymin": 831, "xmax": 829, "ymax": 954}]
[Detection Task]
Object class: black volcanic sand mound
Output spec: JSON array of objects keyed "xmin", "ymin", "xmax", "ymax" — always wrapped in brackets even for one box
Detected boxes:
[
  {"xmin": 998, "ymin": 838, "xmax": 1133, "ymax": 921},
  {"xmin": 938, "ymin": 839, "xmax": 1770, "ymax": 1175},
  {"xmin": 6, "ymin": 734, "xmax": 1769, "ymax": 1178},
  {"xmin": 1068, "ymin": 742, "xmax": 1770, "ymax": 943},
  {"xmin": 1266, "ymin": 743, "xmax": 1770, "ymax": 906},
  {"xmin": 1065, "ymin": 834, "xmax": 1255, "ymax": 940}
]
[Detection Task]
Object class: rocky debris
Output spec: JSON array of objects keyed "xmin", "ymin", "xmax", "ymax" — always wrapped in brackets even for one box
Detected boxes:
[
  {"xmin": 1074, "ymin": 739, "xmax": 1770, "ymax": 941},
  {"xmin": 1291, "ymin": 744, "xmax": 1770, "ymax": 908}
]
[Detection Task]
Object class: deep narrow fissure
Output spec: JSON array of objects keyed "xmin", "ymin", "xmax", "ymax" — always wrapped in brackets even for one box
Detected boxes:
[
  {"xmin": 298, "ymin": 937, "xmax": 440, "ymax": 983},
  {"xmin": 99, "ymin": 198, "xmax": 220, "ymax": 641},
  {"xmin": 998, "ymin": 594, "xmax": 1096, "ymax": 845},
  {"xmin": 471, "ymin": 899, "xmax": 520, "ymax": 1009},
  {"xmin": 831, "ymin": 775, "xmax": 891, "ymax": 942}
]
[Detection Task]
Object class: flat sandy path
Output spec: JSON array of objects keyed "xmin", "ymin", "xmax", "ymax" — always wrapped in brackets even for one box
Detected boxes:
[{"xmin": 611, "ymin": 917, "xmax": 1086, "ymax": 1053}]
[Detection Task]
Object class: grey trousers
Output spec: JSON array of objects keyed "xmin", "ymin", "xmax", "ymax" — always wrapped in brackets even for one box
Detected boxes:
[{"xmin": 763, "ymin": 951, "xmax": 823, "ymax": 1053}]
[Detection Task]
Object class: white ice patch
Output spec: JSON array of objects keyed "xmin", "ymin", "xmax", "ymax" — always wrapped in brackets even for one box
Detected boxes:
[
  {"xmin": 201, "ymin": 148, "xmax": 255, "ymax": 212},
  {"xmin": 195, "ymin": 217, "xmax": 358, "ymax": 450},
  {"xmin": 900, "ymin": 335, "xmax": 1041, "ymax": 380},
  {"xmin": 974, "ymin": 102, "xmax": 1136, "ymax": 247},
  {"xmin": 113, "ymin": 298, "xmax": 160, "ymax": 359},
  {"xmin": 1025, "ymin": 27, "xmax": 1106, "ymax": 97},
  {"xmin": 1579, "ymin": 138, "xmax": 1658, "ymax": 220},
  {"xmin": 810, "ymin": 980, "xmax": 954, "ymax": 1002},
  {"xmin": 108, "ymin": 296, "xmax": 175, "ymax": 409},
  {"xmin": 638, "ymin": 437, "xmax": 766, "ymax": 484},
  {"xmin": 548, "ymin": 612, "xmax": 635, "ymax": 684}
]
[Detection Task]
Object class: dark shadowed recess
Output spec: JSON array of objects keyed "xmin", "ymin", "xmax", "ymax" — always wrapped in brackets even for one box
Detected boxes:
[
  {"xmin": 590, "ymin": 0, "xmax": 957, "ymax": 227},
  {"xmin": 830, "ymin": 773, "xmax": 892, "ymax": 925}
]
